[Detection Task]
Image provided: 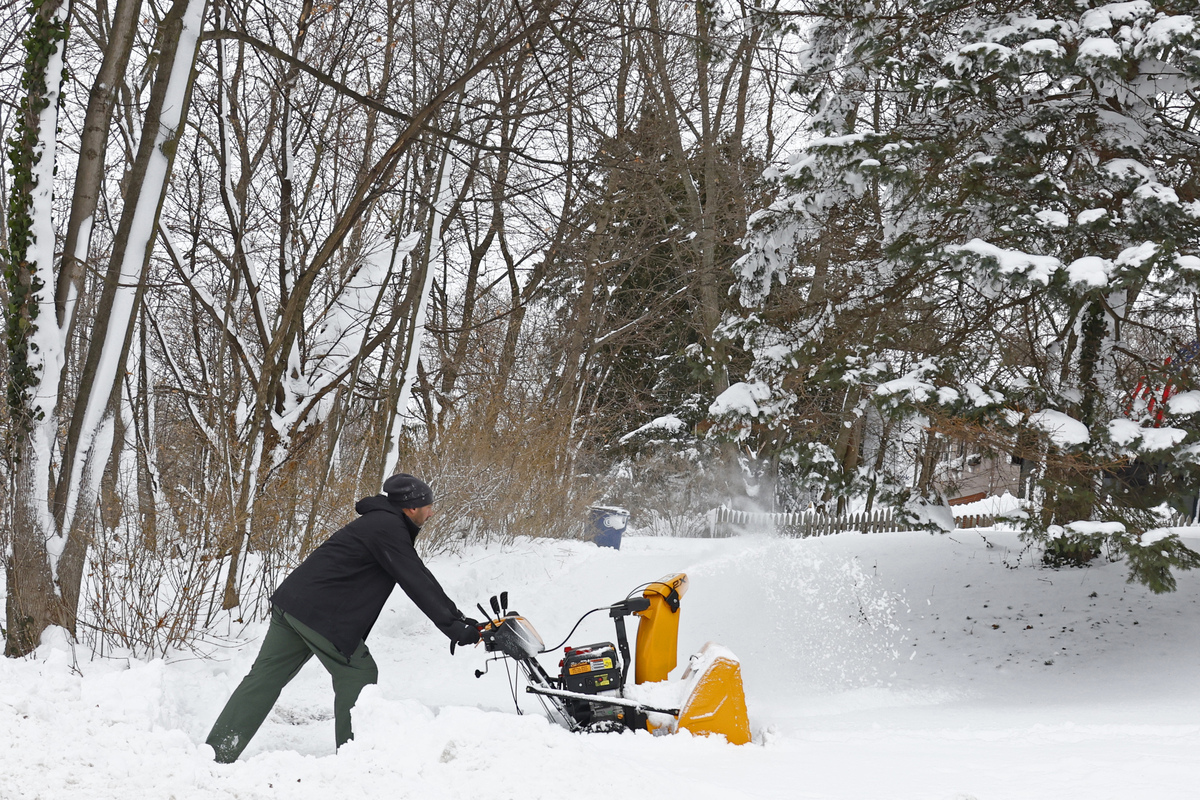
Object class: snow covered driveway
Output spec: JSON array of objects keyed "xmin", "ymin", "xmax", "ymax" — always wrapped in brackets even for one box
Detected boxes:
[{"xmin": 2, "ymin": 530, "xmax": 1198, "ymax": 799}]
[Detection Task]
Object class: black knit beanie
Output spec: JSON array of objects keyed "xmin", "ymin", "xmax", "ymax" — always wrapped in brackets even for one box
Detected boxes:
[{"xmin": 383, "ymin": 473, "xmax": 434, "ymax": 508}]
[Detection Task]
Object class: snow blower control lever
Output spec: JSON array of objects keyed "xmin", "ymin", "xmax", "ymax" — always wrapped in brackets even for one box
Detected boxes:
[{"xmin": 606, "ymin": 597, "xmax": 649, "ymax": 688}]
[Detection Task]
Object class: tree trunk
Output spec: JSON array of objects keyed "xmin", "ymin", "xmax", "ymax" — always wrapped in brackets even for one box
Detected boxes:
[
  {"xmin": 3, "ymin": 0, "xmax": 70, "ymax": 657},
  {"xmin": 6, "ymin": 440, "xmax": 61, "ymax": 656},
  {"xmin": 56, "ymin": 0, "xmax": 144, "ymax": 337}
]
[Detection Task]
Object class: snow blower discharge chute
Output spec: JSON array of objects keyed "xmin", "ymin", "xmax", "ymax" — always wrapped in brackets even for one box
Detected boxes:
[{"xmin": 471, "ymin": 574, "xmax": 750, "ymax": 744}]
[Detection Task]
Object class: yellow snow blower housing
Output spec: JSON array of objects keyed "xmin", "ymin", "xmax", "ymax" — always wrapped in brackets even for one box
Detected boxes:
[
  {"xmin": 632, "ymin": 573, "xmax": 750, "ymax": 744},
  {"xmin": 634, "ymin": 573, "xmax": 689, "ymax": 684},
  {"xmin": 674, "ymin": 642, "xmax": 751, "ymax": 745}
]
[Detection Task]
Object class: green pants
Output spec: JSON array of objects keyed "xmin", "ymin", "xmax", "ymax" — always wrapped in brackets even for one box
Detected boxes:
[{"xmin": 205, "ymin": 606, "xmax": 379, "ymax": 763}]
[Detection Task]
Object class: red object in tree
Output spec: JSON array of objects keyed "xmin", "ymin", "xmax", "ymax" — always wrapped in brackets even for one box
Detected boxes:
[{"xmin": 1125, "ymin": 341, "xmax": 1199, "ymax": 427}]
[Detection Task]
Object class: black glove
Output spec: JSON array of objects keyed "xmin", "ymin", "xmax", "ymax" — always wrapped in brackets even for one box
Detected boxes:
[{"xmin": 448, "ymin": 617, "xmax": 482, "ymax": 654}]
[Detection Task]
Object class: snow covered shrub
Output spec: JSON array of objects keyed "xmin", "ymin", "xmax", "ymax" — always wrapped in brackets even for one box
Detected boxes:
[
  {"xmin": 725, "ymin": 0, "xmax": 1200, "ymax": 587},
  {"xmin": 80, "ymin": 525, "xmax": 226, "ymax": 657}
]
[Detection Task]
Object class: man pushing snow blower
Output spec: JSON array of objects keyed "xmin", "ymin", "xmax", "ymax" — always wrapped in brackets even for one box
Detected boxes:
[{"xmin": 205, "ymin": 473, "xmax": 483, "ymax": 763}]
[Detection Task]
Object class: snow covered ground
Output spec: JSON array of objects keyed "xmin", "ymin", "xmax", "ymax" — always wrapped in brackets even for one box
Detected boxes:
[{"xmin": 3, "ymin": 527, "xmax": 1199, "ymax": 799}]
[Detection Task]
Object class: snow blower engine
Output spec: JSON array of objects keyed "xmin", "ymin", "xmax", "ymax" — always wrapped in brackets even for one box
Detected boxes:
[{"xmin": 472, "ymin": 574, "xmax": 750, "ymax": 744}]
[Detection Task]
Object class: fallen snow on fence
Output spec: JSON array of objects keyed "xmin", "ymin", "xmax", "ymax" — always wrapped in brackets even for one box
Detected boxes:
[
  {"xmin": 706, "ymin": 505, "xmax": 1003, "ymax": 537},
  {"xmin": 706, "ymin": 498, "xmax": 1197, "ymax": 538}
]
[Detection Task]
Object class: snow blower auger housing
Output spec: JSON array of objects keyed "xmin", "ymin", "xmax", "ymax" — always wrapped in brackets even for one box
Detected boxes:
[{"xmin": 473, "ymin": 575, "xmax": 750, "ymax": 744}]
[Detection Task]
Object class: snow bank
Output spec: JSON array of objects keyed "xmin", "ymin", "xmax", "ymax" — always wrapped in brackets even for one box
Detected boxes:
[{"xmin": 5, "ymin": 532, "xmax": 1200, "ymax": 798}]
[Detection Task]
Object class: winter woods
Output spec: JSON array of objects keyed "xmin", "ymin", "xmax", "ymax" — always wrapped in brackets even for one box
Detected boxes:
[{"xmin": 2, "ymin": 0, "xmax": 1199, "ymax": 657}]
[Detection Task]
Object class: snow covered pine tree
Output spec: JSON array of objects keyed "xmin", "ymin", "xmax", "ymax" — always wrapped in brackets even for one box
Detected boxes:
[{"xmin": 725, "ymin": 0, "xmax": 1200, "ymax": 590}]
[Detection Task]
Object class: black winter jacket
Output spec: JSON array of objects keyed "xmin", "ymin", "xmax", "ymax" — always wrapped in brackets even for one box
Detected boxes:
[{"xmin": 271, "ymin": 495, "xmax": 465, "ymax": 656}]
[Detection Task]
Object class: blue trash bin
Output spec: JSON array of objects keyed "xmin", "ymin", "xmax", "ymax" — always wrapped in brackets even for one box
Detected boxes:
[{"xmin": 588, "ymin": 505, "xmax": 629, "ymax": 549}]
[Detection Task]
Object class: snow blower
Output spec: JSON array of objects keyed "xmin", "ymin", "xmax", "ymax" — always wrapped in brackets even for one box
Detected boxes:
[{"xmin": 471, "ymin": 574, "xmax": 751, "ymax": 744}]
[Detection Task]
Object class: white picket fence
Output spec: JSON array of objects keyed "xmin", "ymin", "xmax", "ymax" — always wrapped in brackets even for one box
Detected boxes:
[
  {"xmin": 704, "ymin": 506, "xmax": 1199, "ymax": 539},
  {"xmin": 704, "ymin": 506, "xmax": 915, "ymax": 538}
]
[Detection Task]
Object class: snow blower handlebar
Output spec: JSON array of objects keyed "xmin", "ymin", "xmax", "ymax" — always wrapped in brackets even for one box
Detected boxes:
[{"xmin": 471, "ymin": 594, "xmax": 652, "ymax": 663}]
